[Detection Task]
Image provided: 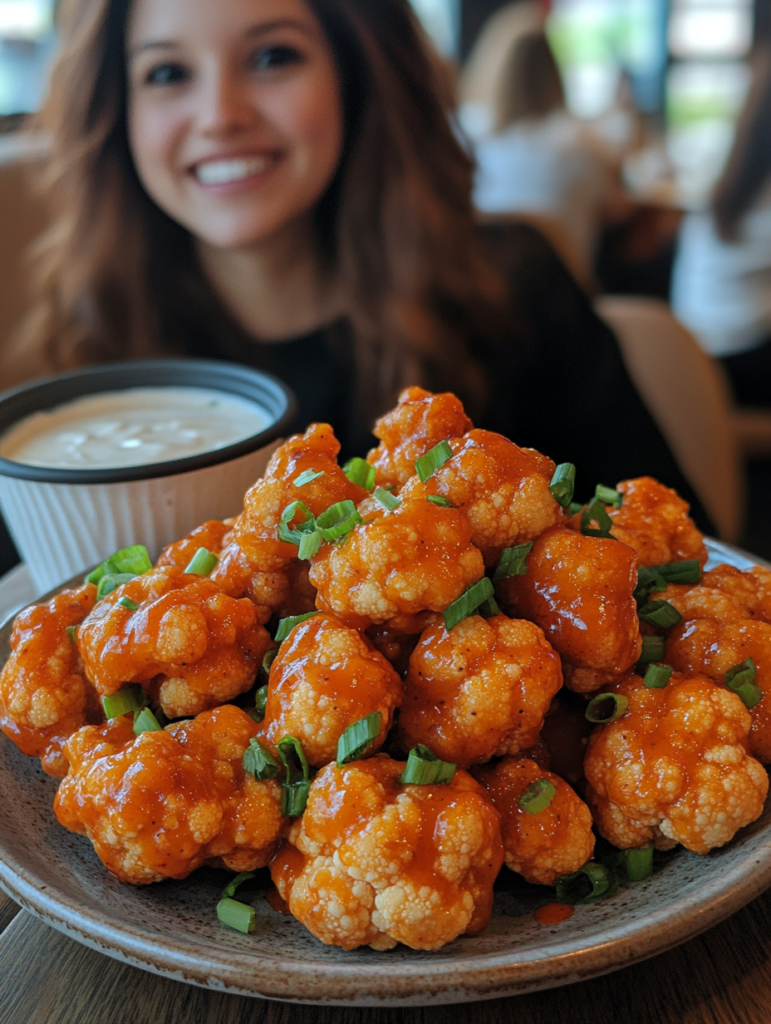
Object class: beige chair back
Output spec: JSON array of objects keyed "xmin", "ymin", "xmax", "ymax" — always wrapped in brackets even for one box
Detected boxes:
[{"xmin": 596, "ymin": 296, "xmax": 744, "ymax": 542}]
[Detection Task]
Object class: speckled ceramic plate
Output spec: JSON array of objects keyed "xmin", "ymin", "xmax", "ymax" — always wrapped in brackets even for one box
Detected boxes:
[{"xmin": 1, "ymin": 539, "xmax": 770, "ymax": 1007}]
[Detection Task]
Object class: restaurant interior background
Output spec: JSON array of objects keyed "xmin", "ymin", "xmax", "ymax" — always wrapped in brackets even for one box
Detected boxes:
[{"xmin": 1, "ymin": 0, "xmax": 770, "ymax": 556}]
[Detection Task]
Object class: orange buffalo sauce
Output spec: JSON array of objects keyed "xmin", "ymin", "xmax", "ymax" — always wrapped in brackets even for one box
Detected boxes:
[{"xmin": 534, "ymin": 903, "xmax": 574, "ymax": 926}]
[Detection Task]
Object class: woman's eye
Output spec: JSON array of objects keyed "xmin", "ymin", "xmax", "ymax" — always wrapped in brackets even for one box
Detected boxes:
[
  {"xmin": 144, "ymin": 62, "xmax": 189, "ymax": 86},
  {"xmin": 250, "ymin": 45, "xmax": 302, "ymax": 72}
]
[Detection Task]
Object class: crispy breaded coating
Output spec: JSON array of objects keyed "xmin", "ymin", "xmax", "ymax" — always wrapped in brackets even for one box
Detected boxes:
[
  {"xmin": 366, "ymin": 387, "xmax": 473, "ymax": 490},
  {"xmin": 55, "ymin": 705, "xmax": 286, "ymax": 883},
  {"xmin": 309, "ymin": 498, "xmax": 485, "ymax": 629},
  {"xmin": 666, "ymin": 618, "xmax": 771, "ymax": 763},
  {"xmin": 0, "ymin": 585, "xmax": 101, "ymax": 777},
  {"xmin": 77, "ymin": 567, "xmax": 272, "ymax": 718},
  {"xmin": 584, "ymin": 673, "xmax": 768, "ymax": 854},
  {"xmin": 400, "ymin": 430, "xmax": 563, "ymax": 566},
  {"xmin": 397, "ymin": 614, "xmax": 562, "ymax": 767},
  {"xmin": 473, "ymin": 756, "xmax": 594, "ymax": 886},
  {"xmin": 661, "ymin": 565, "xmax": 771, "ymax": 627},
  {"xmin": 603, "ymin": 477, "xmax": 707, "ymax": 568},
  {"xmin": 156, "ymin": 519, "xmax": 232, "ymax": 571},
  {"xmin": 499, "ymin": 526, "xmax": 641, "ymax": 692},
  {"xmin": 260, "ymin": 613, "xmax": 402, "ymax": 767},
  {"xmin": 270, "ymin": 756, "xmax": 503, "ymax": 950},
  {"xmin": 233, "ymin": 424, "xmax": 368, "ymax": 574}
]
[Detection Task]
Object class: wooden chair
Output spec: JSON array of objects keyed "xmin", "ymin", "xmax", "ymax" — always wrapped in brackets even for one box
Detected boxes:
[{"xmin": 596, "ymin": 296, "xmax": 744, "ymax": 542}]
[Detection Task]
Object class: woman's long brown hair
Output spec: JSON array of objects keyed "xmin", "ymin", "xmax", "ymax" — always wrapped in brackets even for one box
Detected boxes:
[
  {"xmin": 12, "ymin": 0, "xmax": 506, "ymax": 420},
  {"xmin": 713, "ymin": 45, "xmax": 771, "ymax": 241}
]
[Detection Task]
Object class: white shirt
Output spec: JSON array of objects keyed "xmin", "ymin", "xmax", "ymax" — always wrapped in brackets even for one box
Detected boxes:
[
  {"xmin": 671, "ymin": 181, "xmax": 771, "ymax": 357},
  {"xmin": 472, "ymin": 111, "xmax": 616, "ymax": 275}
]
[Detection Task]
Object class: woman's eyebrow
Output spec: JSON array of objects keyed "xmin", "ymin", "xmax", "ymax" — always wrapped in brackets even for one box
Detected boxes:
[{"xmin": 129, "ymin": 18, "xmax": 315, "ymax": 58}]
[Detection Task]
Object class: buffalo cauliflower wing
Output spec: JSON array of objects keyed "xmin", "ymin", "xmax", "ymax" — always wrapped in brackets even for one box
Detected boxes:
[
  {"xmin": 55, "ymin": 705, "xmax": 286, "ymax": 883},
  {"xmin": 366, "ymin": 386, "xmax": 473, "ymax": 490},
  {"xmin": 666, "ymin": 618, "xmax": 771, "ymax": 763},
  {"xmin": 602, "ymin": 477, "xmax": 707, "ymax": 568},
  {"xmin": 473, "ymin": 756, "xmax": 595, "ymax": 886},
  {"xmin": 499, "ymin": 525, "xmax": 641, "ymax": 692},
  {"xmin": 260, "ymin": 613, "xmax": 403, "ymax": 767},
  {"xmin": 661, "ymin": 564, "xmax": 771, "ymax": 627},
  {"xmin": 77, "ymin": 567, "xmax": 272, "ymax": 718},
  {"xmin": 0, "ymin": 584, "xmax": 101, "ymax": 776},
  {"xmin": 400, "ymin": 430, "xmax": 563, "ymax": 566},
  {"xmin": 309, "ymin": 498, "xmax": 484, "ymax": 629},
  {"xmin": 397, "ymin": 613, "xmax": 562, "ymax": 767},
  {"xmin": 584, "ymin": 673, "xmax": 768, "ymax": 854},
  {"xmin": 233, "ymin": 424, "xmax": 368, "ymax": 574},
  {"xmin": 270, "ymin": 756, "xmax": 504, "ymax": 950}
]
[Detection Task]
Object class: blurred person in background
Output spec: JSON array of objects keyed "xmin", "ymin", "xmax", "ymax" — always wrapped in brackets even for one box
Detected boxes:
[
  {"xmin": 0, "ymin": 0, "xmax": 711, "ymax": 565},
  {"xmin": 672, "ymin": 47, "xmax": 771, "ymax": 408},
  {"xmin": 472, "ymin": 31, "xmax": 628, "ymax": 285}
]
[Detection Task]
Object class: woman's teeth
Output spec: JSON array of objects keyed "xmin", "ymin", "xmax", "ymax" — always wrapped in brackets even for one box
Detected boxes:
[{"xmin": 195, "ymin": 156, "xmax": 271, "ymax": 185}]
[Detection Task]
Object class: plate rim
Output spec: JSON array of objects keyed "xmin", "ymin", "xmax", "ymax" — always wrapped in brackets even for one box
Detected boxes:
[{"xmin": 1, "ymin": 538, "xmax": 770, "ymax": 1006}]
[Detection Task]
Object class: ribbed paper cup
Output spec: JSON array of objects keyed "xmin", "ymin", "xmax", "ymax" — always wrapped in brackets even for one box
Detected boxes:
[{"xmin": 0, "ymin": 359, "xmax": 295, "ymax": 593}]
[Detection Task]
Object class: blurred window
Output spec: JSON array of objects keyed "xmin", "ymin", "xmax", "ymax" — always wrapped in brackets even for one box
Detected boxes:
[
  {"xmin": 0, "ymin": 0, "xmax": 55, "ymax": 117},
  {"xmin": 669, "ymin": 0, "xmax": 753, "ymax": 59},
  {"xmin": 409, "ymin": 0, "xmax": 460, "ymax": 57}
]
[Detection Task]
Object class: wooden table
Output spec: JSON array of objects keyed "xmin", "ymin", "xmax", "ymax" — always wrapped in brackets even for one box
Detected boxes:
[{"xmin": 2, "ymin": 887, "xmax": 770, "ymax": 1024}]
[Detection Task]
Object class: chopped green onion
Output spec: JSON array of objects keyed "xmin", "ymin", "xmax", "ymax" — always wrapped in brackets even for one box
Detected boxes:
[
  {"xmin": 336, "ymin": 712, "xmax": 382, "ymax": 766},
  {"xmin": 633, "ymin": 566, "xmax": 668, "ymax": 603},
  {"xmin": 623, "ymin": 847, "xmax": 654, "ymax": 882},
  {"xmin": 399, "ymin": 744, "xmax": 457, "ymax": 786},
  {"xmin": 443, "ymin": 578, "xmax": 495, "ymax": 631},
  {"xmin": 315, "ymin": 500, "xmax": 362, "ymax": 542},
  {"xmin": 275, "ymin": 611, "xmax": 318, "ymax": 643},
  {"xmin": 415, "ymin": 441, "xmax": 453, "ymax": 483},
  {"xmin": 250, "ymin": 684, "xmax": 269, "ymax": 723},
  {"xmin": 479, "ymin": 596, "xmax": 500, "ymax": 618},
  {"xmin": 638, "ymin": 600, "xmax": 682, "ymax": 630},
  {"xmin": 184, "ymin": 547, "xmax": 219, "ymax": 576},
  {"xmin": 261, "ymin": 648, "xmax": 278, "ymax": 678},
  {"xmin": 494, "ymin": 542, "xmax": 533, "ymax": 581},
  {"xmin": 580, "ymin": 498, "xmax": 614, "ymax": 539},
  {"xmin": 221, "ymin": 871, "xmax": 256, "ymax": 900},
  {"xmin": 102, "ymin": 684, "xmax": 148, "ymax": 719},
  {"xmin": 293, "ymin": 468, "xmax": 325, "ymax": 488},
  {"xmin": 86, "ymin": 545, "xmax": 153, "ymax": 585},
  {"xmin": 550, "ymin": 463, "xmax": 576, "ymax": 507},
  {"xmin": 277, "ymin": 736, "xmax": 312, "ymax": 817},
  {"xmin": 518, "ymin": 778, "xmax": 557, "ymax": 814},
  {"xmin": 556, "ymin": 863, "xmax": 618, "ymax": 905},
  {"xmin": 373, "ymin": 487, "xmax": 400, "ymax": 511},
  {"xmin": 243, "ymin": 737, "xmax": 279, "ymax": 780},
  {"xmin": 638, "ymin": 635, "xmax": 666, "ymax": 665},
  {"xmin": 297, "ymin": 529, "xmax": 324, "ymax": 561},
  {"xmin": 133, "ymin": 707, "xmax": 162, "ymax": 735},
  {"xmin": 634, "ymin": 560, "xmax": 701, "ymax": 603},
  {"xmin": 216, "ymin": 898, "xmax": 255, "ymax": 934},
  {"xmin": 277, "ymin": 501, "xmax": 316, "ymax": 547},
  {"xmin": 643, "ymin": 663, "xmax": 674, "ymax": 689},
  {"xmin": 342, "ymin": 457, "xmax": 375, "ymax": 492},
  {"xmin": 65, "ymin": 625, "xmax": 78, "ymax": 646},
  {"xmin": 118, "ymin": 597, "xmax": 139, "ymax": 611},
  {"xmin": 595, "ymin": 484, "xmax": 623, "ymax": 508},
  {"xmin": 568, "ymin": 501, "xmax": 584, "ymax": 516},
  {"xmin": 585, "ymin": 693, "xmax": 628, "ymax": 724},
  {"xmin": 725, "ymin": 658, "xmax": 763, "ymax": 710},
  {"xmin": 426, "ymin": 495, "xmax": 454, "ymax": 508},
  {"xmin": 97, "ymin": 573, "xmax": 136, "ymax": 600}
]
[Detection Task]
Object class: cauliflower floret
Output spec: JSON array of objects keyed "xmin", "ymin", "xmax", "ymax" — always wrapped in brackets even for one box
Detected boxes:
[
  {"xmin": 156, "ymin": 519, "xmax": 233, "ymax": 571},
  {"xmin": 309, "ymin": 498, "xmax": 485, "ymax": 629},
  {"xmin": 584, "ymin": 673, "xmax": 768, "ymax": 854},
  {"xmin": 270, "ymin": 757, "xmax": 503, "ymax": 951},
  {"xmin": 77, "ymin": 567, "xmax": 272, "ymax": 718},
  {"xmin": 233, "ymin": 424, "xmax": 368, "ymax": 574},
  {"xmin": 660, "ymin": 564, "xmax": 771, "ymax": 627},
  {"xmin": 260, "ymin": 613, "xmax": 403, "ymax": 767},
  {"xmin": 473, "ymin": 756, "xmax": 595, "ymax": 886},
  {"xmin": 366, "ymin": 386, "xmax": 473, "ymax": 491},
  {"xmin": 0, "ymin": 584, "xmax": 102, "ymax": 776},
  {"xmin": 666, "ymin": 618, "xmax": 771, "ymax": 763},
  {"xmin": 400, "ymin": 430, "xmax": 563, "ymax": 567},
  {"xmin": 600, "ymin": 477, "xmax": 707, "ymax": 568},
  {"xmin": 55, "ymin": 705, "xmax": 286, "ymax": 884},
  {"xmin": 499, "ymin": 525, "xmax": 641, "ymax": 692},
  {"xmin": 397, "ymin": 614, "xmax": 562, "ymax": 767}
]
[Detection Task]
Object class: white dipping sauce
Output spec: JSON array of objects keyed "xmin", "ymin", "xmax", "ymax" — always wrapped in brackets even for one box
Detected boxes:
[{"xmin": 0, "ymin": 386, "xmax": 270, "ymax": 469}]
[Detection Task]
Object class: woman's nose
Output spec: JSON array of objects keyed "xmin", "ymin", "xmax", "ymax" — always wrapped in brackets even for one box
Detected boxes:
[{"xmin": 196, "ymin": 68, "xmax": 257, "ymax": 135}]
